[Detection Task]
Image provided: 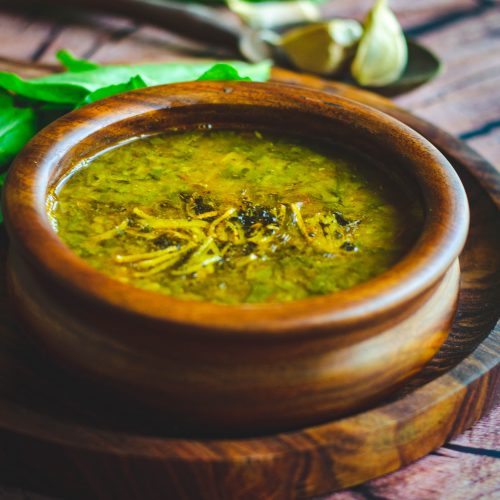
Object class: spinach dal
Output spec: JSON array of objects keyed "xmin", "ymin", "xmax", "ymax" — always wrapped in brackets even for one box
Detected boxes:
[{"xmin": 48, "ymin": 129, "xmax": 422, "ymax": 304}]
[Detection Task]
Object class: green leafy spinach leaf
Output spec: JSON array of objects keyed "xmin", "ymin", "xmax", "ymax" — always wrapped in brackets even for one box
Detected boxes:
[
  {"xmin": 0, "ymin": 54, "xmax": 271, "ymax": 105},
  {"xmin": 56, "ymin": 49, "xmax": 101, "ymax": 72},
  {"xmin": 79, "ymin": 74, "xmax": 148, "ymax": 106},
  {"xmin": 197, "ymin": 63, "xmax": 252, "ymax": 81},
  {"xmin": 0, "ymin": 92, "xmax": 36, "ymax": 167}
]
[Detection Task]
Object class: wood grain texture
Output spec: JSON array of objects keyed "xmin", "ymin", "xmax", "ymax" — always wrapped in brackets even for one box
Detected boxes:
[
  {"xmin": 328, "ymin": 403, "xmax": 500, "ymax": 500},
  {"xmin": 0, "ymin": 0, "xmax": 498, "ymax": 497},
  {"xmin": 13, "ymin": 0, "xmax": 241, "ymax": 50},
  {"xmin": 0, "ymin": 405, "xmax": 497, "ymax": 500}
]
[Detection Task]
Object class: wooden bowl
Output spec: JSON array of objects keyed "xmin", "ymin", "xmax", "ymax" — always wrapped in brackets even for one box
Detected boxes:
[{"xmin": 3, "ymin": 81, "xmax": 469, "ymax": 434}]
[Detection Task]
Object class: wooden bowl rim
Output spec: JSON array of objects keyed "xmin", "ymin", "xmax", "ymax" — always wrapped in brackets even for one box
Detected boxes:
[{"xmin": 3, "ymin": 81, "xmax": 469, "ymax": 336}]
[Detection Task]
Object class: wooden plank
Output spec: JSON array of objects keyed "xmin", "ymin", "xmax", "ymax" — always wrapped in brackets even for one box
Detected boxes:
[
  {"xmin": 35, "ymin": 14, "xmax": 136, "ymax": 65},
  {"xmin": 395, "ymin": 6, "xmax": 500, "ymax": 167},
  {"xmin": 396, "ymin": 8, "xmax": 500, "ymax": 108},
  {"xmin": 397, "ymin": 74, "xmax": 500, "ymax": 167},
  {"xmin": 328, "ymin": 403, "xmax": 500, "ymax": 500},
  {"xmin": 0, "ymin": 10, "xmax": 55, "ymax": 61},
  {"xmin": 406, "ymin": 72, "xmax": 500, "ymax": 135},
  {"xmin": 0, "ymin": 5, "xmax": 238, "ymax": 65},
  {"xmin": 88, "ymin": 24, "xmax": 234, "ymax": 64},
  {"xmin": 321, "ymin": 0, "xmax": 485, "ymax": 29},
  {"xmin": 0, "ymin": 8, "xmax": 132, "ymax": 64},
  {"xmin": 467, "ymin": 134, "xmax": 500, "ymax": 171}
]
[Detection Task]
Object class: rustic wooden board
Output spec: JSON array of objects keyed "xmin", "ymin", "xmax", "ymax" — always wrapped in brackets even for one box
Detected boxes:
[{"xmin": 0, "ymin": 66, "xmax": 497, "ymax": 499}]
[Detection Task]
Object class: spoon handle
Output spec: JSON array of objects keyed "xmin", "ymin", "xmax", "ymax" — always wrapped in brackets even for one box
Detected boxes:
[{"xmin": 16, "ymin": 0, "xmax": 241, "ymax": 51}]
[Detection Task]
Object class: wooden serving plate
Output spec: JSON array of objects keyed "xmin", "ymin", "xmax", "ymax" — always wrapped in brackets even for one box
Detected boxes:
[{"xmin": 0, "ymin": 69, "xmax": 498, "ymax": 499}]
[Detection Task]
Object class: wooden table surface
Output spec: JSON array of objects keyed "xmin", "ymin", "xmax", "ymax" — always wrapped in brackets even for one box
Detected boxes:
[{"xmin": 0, "ymin": 0, "xmax": 498, "ymax": 498}]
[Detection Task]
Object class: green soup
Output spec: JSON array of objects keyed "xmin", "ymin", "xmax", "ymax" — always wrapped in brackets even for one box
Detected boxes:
[{"xmin": 48, "ymin": 129, "xmax": 423, "ymax": 304}]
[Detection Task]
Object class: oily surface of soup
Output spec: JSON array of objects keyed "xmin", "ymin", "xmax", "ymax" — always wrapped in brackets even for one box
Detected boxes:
[{"xmin": 48, "ymin": 130, "xmax": 422, "ymax": 304}]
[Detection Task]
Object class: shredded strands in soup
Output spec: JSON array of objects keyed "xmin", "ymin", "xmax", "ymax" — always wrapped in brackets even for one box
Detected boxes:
[
  {"xmin": 107, "ymin": 201, "xmax": 361, "ymax": 280},
  {"xmin": 48, "ymin": 130, "xmax": 423, "ymax": 304}
]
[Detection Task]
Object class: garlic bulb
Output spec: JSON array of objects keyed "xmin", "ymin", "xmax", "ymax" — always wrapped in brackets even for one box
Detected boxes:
[
  {"xmin": 280, "ymin": 19, "xmax": 363, "ymax": 76},
  {"xmin": 351, "ymin": 0, "xmax": 408, "ymax": 86}
]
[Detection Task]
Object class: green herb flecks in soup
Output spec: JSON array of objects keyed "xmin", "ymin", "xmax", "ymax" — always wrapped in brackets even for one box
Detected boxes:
[{"xmin": 48, "ymin": 130, "xmax": 423, "ymax": 304}]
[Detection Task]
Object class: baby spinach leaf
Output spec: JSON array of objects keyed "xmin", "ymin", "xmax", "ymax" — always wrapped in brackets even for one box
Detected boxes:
[
  {"xmin": 79, "ymin": 74, "xmax": 148, "ymax": 106},
  {"xmin": 0, "ymin": 58, "xmax": 271, "ymax": 105},
  {"xmin": 0, "ymin": 92, "xmax": 36, "ymax": 167},
  {"xmin": 0, "ymin": 72, "xmax": 89, "ymax": 104},
  {"xmin": 56, "ymin": 49, "xmax": 100, "ymax": 72},
  {"xmin": 197, "ymin": 63, "xmax": 251, "ymax": 81}
]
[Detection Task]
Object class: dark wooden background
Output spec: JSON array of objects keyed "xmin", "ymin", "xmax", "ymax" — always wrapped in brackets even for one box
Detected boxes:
[{"xmin": 0, "ymin": 0, "xmax": 498, "ymax": 498}]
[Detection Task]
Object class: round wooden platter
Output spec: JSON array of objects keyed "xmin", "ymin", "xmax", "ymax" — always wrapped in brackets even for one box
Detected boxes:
[{"xmin": 0, "ymin": 69, "xmax": 498, "ymax": 500}]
